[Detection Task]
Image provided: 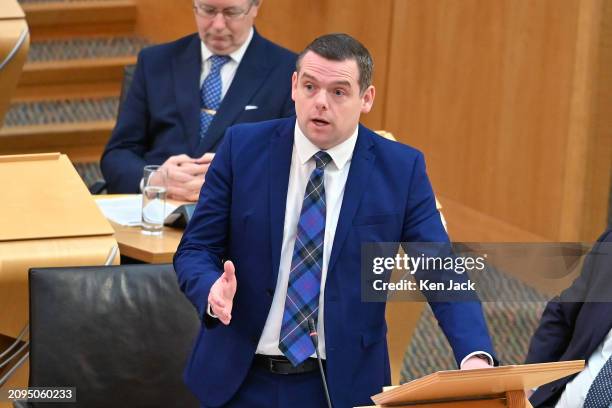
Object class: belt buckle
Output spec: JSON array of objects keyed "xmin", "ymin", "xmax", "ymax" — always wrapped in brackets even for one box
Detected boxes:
[{"xmin": 268, "ymin": 357, "xmax": 290, "ymax": 375}]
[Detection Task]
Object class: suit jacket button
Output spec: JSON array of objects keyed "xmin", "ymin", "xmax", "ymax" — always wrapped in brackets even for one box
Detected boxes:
[
  {"xmin": 266, "ymin": 289, "xmax": 274, "ymax": 297},
  {"xmin": 251, "ymin": 336, "xmax": 259, "ymax": 345}
]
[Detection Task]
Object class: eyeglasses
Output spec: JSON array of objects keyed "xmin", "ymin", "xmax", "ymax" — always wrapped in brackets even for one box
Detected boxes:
[{"xmin": 193, "ymin": 1, "xmax": 254, "ymax": 21}]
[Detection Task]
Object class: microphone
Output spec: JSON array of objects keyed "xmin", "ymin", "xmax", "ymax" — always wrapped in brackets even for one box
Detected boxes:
[{"xmin": 308, "ymin": 318, "xmax": 332, "ymax": 408}]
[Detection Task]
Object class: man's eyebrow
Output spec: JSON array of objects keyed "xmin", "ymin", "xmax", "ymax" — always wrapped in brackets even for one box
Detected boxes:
[
  {"xmin": 300, "ymin": 72, "xmax": 351, "ymax": 88},
  {"xmin": 300, "ymin": 72, "xmax": 318, "ymax": 82}
]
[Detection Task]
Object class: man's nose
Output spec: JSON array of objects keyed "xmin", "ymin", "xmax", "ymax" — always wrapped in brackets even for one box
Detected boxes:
[
  {"xmin": 314, "ymin": 90, "xmax": 328, "ymax": 111},
  {"xmin": 210, "ymin": 13, "xmax": 226, "ymax": 30}
]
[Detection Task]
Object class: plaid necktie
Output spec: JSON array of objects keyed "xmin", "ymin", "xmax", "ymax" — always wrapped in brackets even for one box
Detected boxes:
[
  {"xmin": 200, "ymin": 55, "xmax": 230, "ymax": 139},
  {"xmin": 584, "ymin": 355, "xmax": 612, "ymax": 408},
  {"xmin": 279, "ymin": 151, "xmax": 332, "ymax": 366}
]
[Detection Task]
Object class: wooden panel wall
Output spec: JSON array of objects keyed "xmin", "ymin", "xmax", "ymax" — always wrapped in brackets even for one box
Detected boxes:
[
  {"xmin": 385, "ymin": 0, "xmax": 611, "ymax": 241},
  {"xmin": 574, "ymin": 0, "xmax": 612, "ymax": 241},
  {"xmin": 131, "ymin": 0, "xmax": 611, "ymax": 241},
  {"xmin": 132, "ymin": 0, "xmax": 194, "ymax": 43}
]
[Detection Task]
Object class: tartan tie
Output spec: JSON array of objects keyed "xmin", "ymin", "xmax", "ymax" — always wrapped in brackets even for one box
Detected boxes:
[
  {"xmin": 584, "ymin": 355, "xmax": 612, "ymax": 408},
  {"xmin": 279, "ymin": 151, "xmax": 332, "ymax": 366},
  {"xmin": 200, "ymin": 55, "xmax": 230, "ymax": 140}
]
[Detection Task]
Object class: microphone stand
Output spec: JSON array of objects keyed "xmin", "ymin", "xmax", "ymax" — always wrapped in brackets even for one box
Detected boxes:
[{"xmin": 308, "ymin": 318, "xmax": 332, "ymax": 408}]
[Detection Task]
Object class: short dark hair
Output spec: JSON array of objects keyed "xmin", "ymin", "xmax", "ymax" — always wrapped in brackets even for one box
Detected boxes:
[{"xmin": 296, "ymin": 33, "xmax": 374, "ymax": 94}]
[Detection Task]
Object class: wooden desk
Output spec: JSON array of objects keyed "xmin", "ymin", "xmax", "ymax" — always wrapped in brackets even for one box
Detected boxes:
[
  {"xmin": 97, "ymin": 195, "xmax": 186, "ymax": 264},
  {"xmin": 111, "ymin": 221, "xmax": 182, "ymax": 264}
]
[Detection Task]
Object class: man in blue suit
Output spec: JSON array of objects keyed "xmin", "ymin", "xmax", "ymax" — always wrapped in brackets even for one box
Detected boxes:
[
  {"xmin": 174, "ymin": 33, "xmax": 496, "ymax": 407},
  {"xmin": 101, "ymin": 0, "xmax": 296, "ymax": 200}
]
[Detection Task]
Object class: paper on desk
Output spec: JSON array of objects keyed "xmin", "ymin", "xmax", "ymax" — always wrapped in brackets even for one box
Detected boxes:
[{"xmin": 95, "ymin": 195, "xmax": 177, "ymax": 226}]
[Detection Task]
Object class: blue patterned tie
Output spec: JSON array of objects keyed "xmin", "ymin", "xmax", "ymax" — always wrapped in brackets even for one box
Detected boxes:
[
  {"xmin": 279, "ymin": 151, "xmax": 332, "ymax": 366},
  {"xmin": 200, "ymin": 55, "xmax": 230, "ymax": 139},
  {"xmin": 584, "ymin": 355, "xmax": 612, "ymax": 408}
]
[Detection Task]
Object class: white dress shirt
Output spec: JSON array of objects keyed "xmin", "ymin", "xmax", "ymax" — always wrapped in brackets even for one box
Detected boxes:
[
  {"xmin": 199, "ymin": 28, "xmax": 254, "ymax": 98},
  {"xmin": 555, "ymin": 328, "xmax": 612, "ymax": 408},
  {"xmin": 255, "ymin": 122, "xmax": 358, "ymax": 359}
]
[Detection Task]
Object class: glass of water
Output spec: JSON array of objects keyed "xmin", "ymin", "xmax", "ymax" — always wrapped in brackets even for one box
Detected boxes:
[{"xmin": 141, "ymin": 165, "xmax": 167, "ymax": 236}]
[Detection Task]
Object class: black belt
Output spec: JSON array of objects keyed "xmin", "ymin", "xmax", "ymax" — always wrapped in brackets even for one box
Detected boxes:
[{"xmin": 253, "ymin": 354, "xmax": 323, "ymax": 375}]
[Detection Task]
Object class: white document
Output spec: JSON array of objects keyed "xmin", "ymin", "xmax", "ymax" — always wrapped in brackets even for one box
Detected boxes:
[{"xmin": 95, "ymin": 195, "xmax": 177, "ymax": 226}]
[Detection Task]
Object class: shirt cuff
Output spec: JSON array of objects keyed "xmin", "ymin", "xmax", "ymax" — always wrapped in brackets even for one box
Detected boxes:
[
  {"xmin": 460, "ymin": 351, "xmax": 494, "ymax": 368},
  {"xmin": 206, "ymin": 303, "xmax": 218, "ymax": 319}
]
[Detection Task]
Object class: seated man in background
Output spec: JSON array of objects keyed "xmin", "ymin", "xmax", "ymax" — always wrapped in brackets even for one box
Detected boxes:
[
  {"xmin": 101, "ymin": 0, "xmax": 296, "ymax": 201},
  {"xmin": 526, "ymin": 229, "xmax": 612, "ymax": 407}
]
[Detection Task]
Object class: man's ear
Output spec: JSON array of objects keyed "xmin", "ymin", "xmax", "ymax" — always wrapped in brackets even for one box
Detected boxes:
[
  {"xmin": 251, "ymin": 0, "xmax": 261, "ymax": 17},
  {"xmin": 291, "ymin": 71, "xmax": 298, "ymax": 101},
  {"xmin": 361, "ymin": 85, "xmax": 375, "ymax": 114}
]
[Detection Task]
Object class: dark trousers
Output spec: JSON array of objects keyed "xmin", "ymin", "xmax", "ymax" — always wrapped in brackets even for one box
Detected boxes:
[{"xmin": 201, "ymin": 363, "xmax": 329, "ymax": 408}]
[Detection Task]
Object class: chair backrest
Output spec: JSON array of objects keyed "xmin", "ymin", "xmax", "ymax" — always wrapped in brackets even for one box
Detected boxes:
[
  {"xmin": 88, "ymin": 64, "xmax": 137, "ymax": 194},
  {"xmin": 28, "ymin": 264, "xmax": 200, "ymax": 408},
  {"xmin": 118, "ymin": 64, "xmax": 137, "ymax": 110}
]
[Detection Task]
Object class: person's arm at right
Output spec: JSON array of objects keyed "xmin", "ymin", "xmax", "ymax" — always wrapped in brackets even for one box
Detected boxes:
[
  {"xmin": 100, "ymin": 51, "xmax": 150, "ymax": 193},
  {"xmin": 173, "ymin": 128, "xmax": 234, "ymax": 327},
  {"xmin": 525, "ymin": 241, "xmax": 597, "ymax": 364}
]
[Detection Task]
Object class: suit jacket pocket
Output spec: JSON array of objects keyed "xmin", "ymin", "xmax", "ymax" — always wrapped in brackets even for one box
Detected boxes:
[{"xmin": 353, "ymin": 213, "xmax": 399, "ymax": 226}]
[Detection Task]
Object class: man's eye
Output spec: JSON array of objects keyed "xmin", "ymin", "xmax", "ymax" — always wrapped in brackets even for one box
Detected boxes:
[
  {"xmin": 334, "ymin": 89, "xmax": 345, "ymax": 96},
  {"xmin": 224, "ymin": 9, "xmax": 241, "ymax": 17},
  {"xmin": 305, "ymin": 84, "xmax": 314, "ymax": 91}
]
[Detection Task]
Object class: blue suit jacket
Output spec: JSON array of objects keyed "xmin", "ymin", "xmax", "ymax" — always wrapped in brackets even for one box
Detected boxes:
[
  {"xmin": 174, "ymin": 117, "xmax": 495, "ymax": 407},
  {"xmin": 526, "ymin": 230, "xmax": 612, "ymax": 407},
  {"xmin": 100, "ymin": 30, "xmax": 296, "ymax": 193}
]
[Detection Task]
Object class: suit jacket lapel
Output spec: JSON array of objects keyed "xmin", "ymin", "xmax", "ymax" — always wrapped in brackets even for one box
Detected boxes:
[
  {"xmin": 328, "ymin": 126, "xmax": 376, "ymax": 274},
  {"xmin": 268, "ymin": 119, "xmax": 294, "ymax": 287},
  {"xmin": 196, "ymin": 30, "xmax": 273, "ymax": 156},
  {"xmin": 172, "ymin": 34, "xmax": 202, "ymax": 155}
]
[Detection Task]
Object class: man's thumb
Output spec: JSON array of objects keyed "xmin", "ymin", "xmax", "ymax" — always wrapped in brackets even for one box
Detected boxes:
[{"xmin": 223, "ymin": 260, "xmax": 235, "ymax": 281}]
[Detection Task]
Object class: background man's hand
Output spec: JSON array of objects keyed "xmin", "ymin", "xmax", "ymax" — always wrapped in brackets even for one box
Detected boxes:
[
  {"xmin": 158, "ymin": 154, "xmax": 214, "ymax": 201},
  {"xmin": 208, "ymin": 261, "xmax": 236, "ymax": 325}
]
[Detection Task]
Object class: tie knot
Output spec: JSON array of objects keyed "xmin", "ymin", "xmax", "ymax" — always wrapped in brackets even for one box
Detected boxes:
[
  {"xmin": 313, "ymin": 151, "xmax": 332, "ymax": 169},
  {"xmin": 209, "ymin": 55, "xmax": 231, "ymax": 72}
]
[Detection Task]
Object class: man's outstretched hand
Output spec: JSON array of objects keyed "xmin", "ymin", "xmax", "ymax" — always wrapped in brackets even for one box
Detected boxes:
[{"xmin": 208, "ymin": 260, "xmax": 237, "ymax": 325}]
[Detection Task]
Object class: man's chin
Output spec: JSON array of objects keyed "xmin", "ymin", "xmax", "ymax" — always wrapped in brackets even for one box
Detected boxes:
[
  {"xmin": 204, "ymin": 38, "xmax": 234, "ymax": 55},
  {"xmin": 305, "ymin": 125, "xmax": 335, "ymax": 149}
]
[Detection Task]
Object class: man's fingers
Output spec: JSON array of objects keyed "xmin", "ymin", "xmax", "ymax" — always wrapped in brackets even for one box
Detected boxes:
[
  {"xmin": 165, "ymin": 184, "xmax": 190, "ymax": 198},
  {"xmin": 167, "ymin": 168, "xmax": 198, "ymax": 183},
  {"xmin": 209, "ymin": 296, "xmax": 225, "ymax": 311},
  {"xmin": 211, "ymin": 305, "xmax": 231, "ymax": 325},
  {"xmin": 164, "ymin": 154, "xmax": 193, "ymax": 166},
  {"xmin": 219, "ymin": 313, "xmax": 231, "ymax": 325},
  {"xmin": 208, "ymin": 294, "xmax": 231, "ymax": 324},
  {"xmin": 195, "ymin": 153, "xmax": 215, "ymax": 164},
  {"xmin": 176, "ymin": 162, "xmax": 209, "ymax": 176}
]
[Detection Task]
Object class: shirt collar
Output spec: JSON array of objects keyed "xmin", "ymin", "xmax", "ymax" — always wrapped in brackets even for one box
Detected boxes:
[
  {"xmin": 200, "ymin": 27, "xmax": 254, "ymax": 65},
  {"xmin": 293, "ymin": 121, "xmax": 359, "ymax": 170}
]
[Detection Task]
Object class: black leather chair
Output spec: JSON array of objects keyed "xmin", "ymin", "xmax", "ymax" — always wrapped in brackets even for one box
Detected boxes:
[{"xmin": 24, "ymin": 264, "xmax": 200, "ymax": 408}]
